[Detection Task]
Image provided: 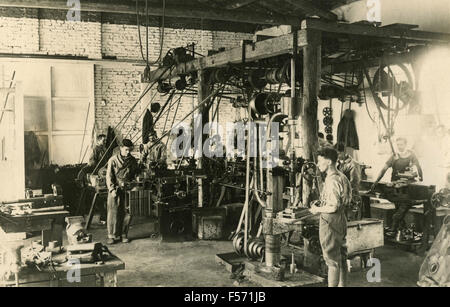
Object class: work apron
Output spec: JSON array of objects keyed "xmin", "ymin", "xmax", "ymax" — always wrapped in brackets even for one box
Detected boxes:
[{"xmin": 319, "ymin": 208, "xmax": 348, "ymax": 268}]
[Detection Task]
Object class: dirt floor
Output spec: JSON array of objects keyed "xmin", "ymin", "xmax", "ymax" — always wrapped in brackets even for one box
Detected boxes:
[{"xmin": 76, "ymin": 217, "xmax": 425, "ymax": 287}]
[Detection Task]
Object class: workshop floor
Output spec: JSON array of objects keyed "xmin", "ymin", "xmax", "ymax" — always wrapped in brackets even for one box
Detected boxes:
[{"xmin": 70, "ymin": 217, "xmax": 424, "ymax": 287}]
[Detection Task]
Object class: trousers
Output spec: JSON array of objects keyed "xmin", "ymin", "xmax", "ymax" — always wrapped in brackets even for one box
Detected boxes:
[
  {"xmin": 319, "ymin": 211, "xmax": 348, "ymax": 287},
  {"xmin": 107, "ymin": 189, "xmax": 131, "ymax": 239},
  {"xmin": 391, "ymin": 202, "xmax": 410, "ymax": 232}
]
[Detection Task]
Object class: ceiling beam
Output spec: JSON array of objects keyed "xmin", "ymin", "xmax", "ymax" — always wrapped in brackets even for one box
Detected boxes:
[
  {"xmin": 284, "ymin": 0, "xmax": 337, "ymax": 21},
  {"xmin": 0, "ymin": 0, "xmax": 299, "ymax": 25},
  {"xmin": 302, "ymin": 18, "xmax": 450, "ymax": 43},
  {"xmin": 148, "ymin": 29, "xmax": 310, "ymax": 82},
  {"xmin": 225, "ymin": 0, "xmax": 260, "ymax": 10}
]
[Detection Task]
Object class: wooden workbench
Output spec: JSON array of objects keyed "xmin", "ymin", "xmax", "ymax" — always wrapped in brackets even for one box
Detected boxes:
[
  {"xmin": 0, "ymin": 254, "xmax": 125, "ymax": 287},
  {"xmin": 0, "ymin": 210, "xmax": 69, "ymax": 246}
]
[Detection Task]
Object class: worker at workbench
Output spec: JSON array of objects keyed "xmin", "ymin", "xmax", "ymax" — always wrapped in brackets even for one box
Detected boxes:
[
  {"xmin": 371, "ymin": 137, "xmax": 423, "ymax": 235},
  {"xmin": 76, "ymin": 134, "xmax": 108, "ymax": 186},
  {"xmin": 106, "ymin": 138, "xmax": 139, "ymax": 244},
  {"xmin": 140, "ymin": 130, "xmax": 167, "ymax": 168},
  {"xmin": 89, "ymin": 134, "xmax": 108, "ymax": 171},
  {"xmin": 336, "ymin": 142, "xmax": 361, "ymax": 220},
  {"xmin": 309, "ymin": 147, "xmax": 352, "ymax": 287}
]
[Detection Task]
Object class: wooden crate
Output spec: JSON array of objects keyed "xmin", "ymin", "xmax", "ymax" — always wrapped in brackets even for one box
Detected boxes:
[{"xmin": 347, "ymin": 219, "xmax": 384, "ymax": 255}]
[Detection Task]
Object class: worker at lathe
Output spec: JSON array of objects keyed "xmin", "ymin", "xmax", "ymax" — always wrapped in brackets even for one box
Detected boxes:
[
  {"xmin": 106, "ymin": 138, "xmax": 139, "ymax": 244},
  {"xmin": 89, "ymin": 134, "xmax": 108, "ymax": 171},
  {"xmin": 309, "ymin": 147, "xmax": 352, "ymax": 287},
  {"xmin": 140, "ymin": 130, "xmax": 167, "ymax": 168}
]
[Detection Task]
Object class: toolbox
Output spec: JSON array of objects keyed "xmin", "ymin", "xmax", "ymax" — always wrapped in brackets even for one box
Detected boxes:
[{"xmin": 347, "ymin": 218, "xmax": 384, "ymax": 255}]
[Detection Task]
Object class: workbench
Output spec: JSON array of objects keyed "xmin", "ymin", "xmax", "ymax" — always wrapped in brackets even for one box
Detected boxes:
[
  {"xmin": 0, "ymin": 254, "xmax": 125, "ymax": 287},
  {"xmin": 359, "ymin": 180, "xmax": 438, "ymax": 252},
  {"xmin": 0, "ymin": 210, "xmax": 69, "ymax": 246}
]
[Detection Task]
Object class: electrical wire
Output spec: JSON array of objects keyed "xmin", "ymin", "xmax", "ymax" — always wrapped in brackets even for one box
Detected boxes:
[
  {"xmin": 136, "ymin": 0, "xmax": 166, "ymax": 66},
  {"xmin": 136, "ymin": 0, "xmax": 146, "ymax": 63}
]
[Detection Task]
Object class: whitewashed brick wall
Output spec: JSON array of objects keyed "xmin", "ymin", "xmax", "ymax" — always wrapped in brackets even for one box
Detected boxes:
[{"xmin": 0, "ymin": 14, "xmax": 253, "ymax": 144}]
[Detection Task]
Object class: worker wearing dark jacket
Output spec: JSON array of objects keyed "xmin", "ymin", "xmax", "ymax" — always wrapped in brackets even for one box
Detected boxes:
[
  {"xmin": 336, "ymin": 143, "xmax": 361, "ymax": 220},
  {"xmin": 309, "ymin": 147, "xmax": 352, "ymax": 287},
  {"xmin": 89, "ymin": 134, "xmax": 107, "ymax": 171},
  {"xmin": 106, "ymin": 139, "xmax": 139, "ymax": 244}
]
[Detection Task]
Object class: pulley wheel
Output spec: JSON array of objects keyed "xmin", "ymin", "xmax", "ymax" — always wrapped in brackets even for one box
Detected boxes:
[
  {"xmin": 323, "ymin": 116, "xmax": 333, "ymax": 126},
  {"xmin": 233, "ymin": 233, "xmax": 245, "ymax": 256},
  {"xmin": 322, "ymin": 107, "xmax": 333, "ymax": 117}
]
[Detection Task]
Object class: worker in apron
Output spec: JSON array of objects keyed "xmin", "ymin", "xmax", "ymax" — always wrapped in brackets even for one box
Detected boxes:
[
  {"xmin": 371, "ymin": 137, "xmax": 423, "ymax": 235},
  {"xmin": 310, "ymin": 147, "xmax": 352, "ymax": 287},
  {"xmin": 106, "ymin": 139, "xmax": 139, "ymax": 244}
]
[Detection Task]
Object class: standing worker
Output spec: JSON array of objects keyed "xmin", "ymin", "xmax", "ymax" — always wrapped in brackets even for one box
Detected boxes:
[
  {"xmin": 140, "ymin": 130, "xmax": 167, "ymax": 168},
  {"xmin": 371, "ymin": 137, "xmax": 423, "ymax": 236},
  {"xmin": 309, "ymin": 147, "xmax": 352, "ymax": 287},
  {"xmin": 106, "ymin": 139, "xmax": 139, "ymax": 244},
  {"xmin": 336, "ymin": 143, "xmax": 361, "ymax": 220}
]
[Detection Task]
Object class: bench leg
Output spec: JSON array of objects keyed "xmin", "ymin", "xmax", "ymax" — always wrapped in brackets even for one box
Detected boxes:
[{"xmin": 102, "ymin": 271, "xmax": 117, "ymax": 287}]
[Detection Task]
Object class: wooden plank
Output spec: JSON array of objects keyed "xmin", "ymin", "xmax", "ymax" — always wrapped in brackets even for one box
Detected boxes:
[
  {"xmin": 381, "ymin": 23, "xmax": 419, "ymax": 30},
  {"xmin": 243, "ymin": 264, "xmax": 324, "ymax": 287},
  {"xmin": 148, "ymin": 30, "xmax": 309, "ymax": 82},
  {"xmin": 0, "ymin": 0, "xmax": 299, "ymax": 25},
  {"xmin": 284, "ymin": 0, "xmax": 337, "ymax": 21},
  {"xmin": 302, "ymin": 18, "xmax": 450, "ymax": 43},
  {"xmin": 215, "ymin": 252, "xmax": 246, "ymax": 273},
  {"xmin": 225, "ymin": 0, "xmax": 260, "ymax": 10},
  {"xmin": 301, "ymin": 29, "xmax": 321, "ymax": 207}
]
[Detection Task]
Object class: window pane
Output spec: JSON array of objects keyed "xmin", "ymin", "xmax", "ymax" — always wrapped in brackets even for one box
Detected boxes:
[
  {"xmin": 52, "ymin": 98, "xmax": 90, "ymax": 131},
  {"xmin": 51, "ymin": 65, "xmax": 90, "ymax": 97},
  {"xmin": 52, "ymin": 134, "xmax": 90, "ymax": 165},
  {"xmin": 24, "ymin": 97, "xmax": 48, "ymax": 131}
]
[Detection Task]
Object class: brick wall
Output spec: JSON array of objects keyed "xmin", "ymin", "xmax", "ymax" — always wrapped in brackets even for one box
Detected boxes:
[
  {"xmin": 39, "ymin": 19, "xmax": 102, "ymax": 59},
  {"xmin": 0, "ymin": 9, "xmax": 254, "ymax": 145}
]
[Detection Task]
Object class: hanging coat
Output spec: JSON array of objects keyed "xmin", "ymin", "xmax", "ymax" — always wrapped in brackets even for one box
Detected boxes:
[
  {"xmin": 337, "ymin": 109, "xmax": 359, "ymax": 150},
  {"xmin": 142, "ymin": 110, "xmax": 154, "ymax": 145}
]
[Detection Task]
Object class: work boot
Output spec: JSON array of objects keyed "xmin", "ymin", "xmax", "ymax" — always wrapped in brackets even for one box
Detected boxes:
[
  {"xmin": 106, "ymin": 238, "xmax": 116, "ymax": 245},
  {"xmin": 121, "ymin": 237, "xmax": 130, "ymax": 243}
]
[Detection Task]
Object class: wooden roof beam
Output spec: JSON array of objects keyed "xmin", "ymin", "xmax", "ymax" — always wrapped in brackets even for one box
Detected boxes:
[
  {"xmin": 225, "ymin": 0, "xmax": 260, "ymax": 10},
  {"xmin": 0, "ymin": 0, "xmax": 299, "ymax": 25},
  {"xmin": 302, "ymin": 18, "xmax": 450, "ymax": 43},
  {"xmin": 284, "ymin": 0, "xmax": 337, "ymax": 21},
  {"xmin": 148, "ymin": 29, "xmax": 310, "ymax": 82}
]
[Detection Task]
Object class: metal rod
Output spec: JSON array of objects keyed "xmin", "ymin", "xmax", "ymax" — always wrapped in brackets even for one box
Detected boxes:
[
  {"xmin": 0, "ymin": 71, "xmax": 16, "ymax": 125},
  {"xmin": 78, "ymin": 102, "xmax": 91, "ymax": 163}
]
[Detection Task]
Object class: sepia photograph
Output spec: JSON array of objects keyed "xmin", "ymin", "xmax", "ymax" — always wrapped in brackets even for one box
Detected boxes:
[{"xmin": 0, "ymin": 0, "xmax": 449, "ymax": 293}]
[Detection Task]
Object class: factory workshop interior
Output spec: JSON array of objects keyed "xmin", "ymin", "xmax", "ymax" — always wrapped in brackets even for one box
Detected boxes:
[{"xmin": 0, "ymin": 0, "xmax": 449, "ymax": 289}]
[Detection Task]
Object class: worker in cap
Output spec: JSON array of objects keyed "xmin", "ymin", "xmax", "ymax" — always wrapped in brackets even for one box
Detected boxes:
[
  {"xmin": 106, "ymin": 138, "xmax": 139, "ymax": 244},
  {"xmin": 309, "ymin": 147, "xmax": 352, "ymax": 287}
]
